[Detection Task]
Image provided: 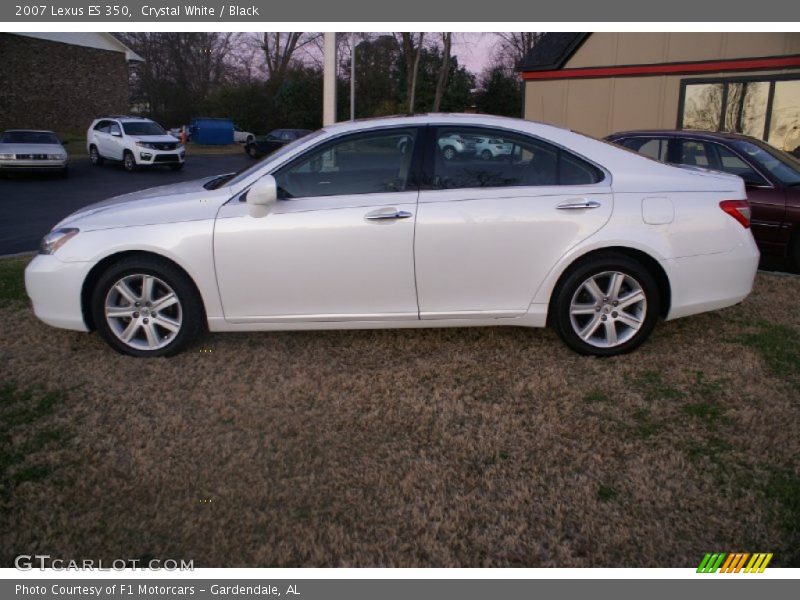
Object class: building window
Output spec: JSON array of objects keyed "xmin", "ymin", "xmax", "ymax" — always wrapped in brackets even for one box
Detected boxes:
[{"xmin": 679, "ymin": 76, "xmax": 800, "ymax": 154}]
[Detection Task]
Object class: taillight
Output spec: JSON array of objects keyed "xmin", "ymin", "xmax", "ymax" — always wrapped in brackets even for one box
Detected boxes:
[{"xmin": 719, "ymin": 200, "xmax": 751, "ymax": 229}]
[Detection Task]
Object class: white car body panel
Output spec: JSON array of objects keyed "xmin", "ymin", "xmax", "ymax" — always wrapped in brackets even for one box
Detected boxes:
[{"xmin": 26, "ymin": 114, "xmax": 759, "ymax": 343}]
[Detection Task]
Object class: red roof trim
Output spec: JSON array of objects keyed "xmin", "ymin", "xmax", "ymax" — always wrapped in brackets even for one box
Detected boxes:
[{"xmin": 520, "ymin": 55, "xmax": 800, "ymax": 81}]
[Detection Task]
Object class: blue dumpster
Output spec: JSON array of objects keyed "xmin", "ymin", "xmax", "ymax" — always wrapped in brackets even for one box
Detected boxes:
[{"xmin": 189, "ymin": 118, "xmax": 234, "ymax": 145}]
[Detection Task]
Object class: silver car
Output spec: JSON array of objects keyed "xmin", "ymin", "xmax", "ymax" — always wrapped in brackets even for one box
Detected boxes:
[{"xmin": 0, "ymin": 130, "xmax": 69, "ymax": 177}]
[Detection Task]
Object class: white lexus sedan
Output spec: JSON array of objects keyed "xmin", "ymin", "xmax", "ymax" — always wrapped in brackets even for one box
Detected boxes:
[{"xmin": 25, "ymin": 114, "xmax": 759, "ymax": 358}]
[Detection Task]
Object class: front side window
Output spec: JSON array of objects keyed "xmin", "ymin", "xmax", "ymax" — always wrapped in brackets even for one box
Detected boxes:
[
  {"xmin": 109, "ymin": 122, "xmax": 122, "ymax": 136},
  {"xmin": 677, "ymin": 139, "xmax": 711, "ymax": 167},
  {"xmin": 432, "ymin": 127, "xmax": 603, "ymax": 190},
  {"xmin": 275, "ymin": 128, "xmax": 418, "ymax": 198}
]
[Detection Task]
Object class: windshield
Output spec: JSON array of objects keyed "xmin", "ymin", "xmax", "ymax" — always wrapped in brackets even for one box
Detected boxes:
[
  {"xmin": 1, "ymin": 131, "xmax": 60, "ymax": 144},
  {"xmin": 122, "ymin": 121, "xmax": 167, "ymax": 136},
  {"xmin": 731, "ymin": 139, "xmax": 800, "ymax": 187},
  {"xmin": 209, "ymin": 129, "xmax": 326, "ymax": 190}
]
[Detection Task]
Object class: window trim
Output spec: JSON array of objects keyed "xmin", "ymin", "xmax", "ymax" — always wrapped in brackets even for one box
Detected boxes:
[
  {"xmin": 677, "ymin": 73, "xmax": 800, "ymax": 142},
  {"xmin": 270, "ymin": 125, "xmax": 426, "ymax": 200},
  {"xmin": 422, "ymin": 125, "xmax": 609, "ymax": 192}
]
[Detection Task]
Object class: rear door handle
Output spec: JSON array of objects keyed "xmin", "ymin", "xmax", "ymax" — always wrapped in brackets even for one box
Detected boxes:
[
  {"xmin": 365, "ymin": 208, "xmax": 413, "ymax": 221},
  {"xmin": 556, "ymin": 199, "xmax": 602, "ymax": 210}
]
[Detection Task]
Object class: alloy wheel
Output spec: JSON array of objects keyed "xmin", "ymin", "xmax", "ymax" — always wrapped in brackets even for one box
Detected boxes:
[
  {"xmin": 104, "ymin": 274, "xmax": 183, "ymax": 351},
  {"xmin": 568, "ymin": 270, "xmax": 647, "ymax": 348}
]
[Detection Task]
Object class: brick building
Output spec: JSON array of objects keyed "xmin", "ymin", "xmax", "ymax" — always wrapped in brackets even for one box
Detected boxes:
[{"xmin": 0, "ymin": 33, "xmax": 142, "ymax": 135}]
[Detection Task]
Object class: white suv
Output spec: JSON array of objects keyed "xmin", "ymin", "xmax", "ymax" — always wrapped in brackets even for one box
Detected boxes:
[{"xmin": 87, "ymin": 117, "xmax": 185, "ymax": 172}]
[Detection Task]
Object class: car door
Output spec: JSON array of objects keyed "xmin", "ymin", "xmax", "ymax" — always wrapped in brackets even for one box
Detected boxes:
[
  {"xmin": 106, "ymin": 121, "xmax": 125, "ymax": 160},
  {"xmin": 414, "ymin": 126, "xmax": 612, "ymax": 319},
  {"xmin": 214, "ymin": 126, "xmax": 422, "ymax": 322},
  {"xmin": 93, "ymin": 120, "xmax": 112, "ymax": 157}
]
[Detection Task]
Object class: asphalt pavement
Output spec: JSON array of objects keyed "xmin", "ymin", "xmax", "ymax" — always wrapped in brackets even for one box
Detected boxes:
[{"xmin": 0, "ymin": 153, "xmax": 253, "ymax": 255}]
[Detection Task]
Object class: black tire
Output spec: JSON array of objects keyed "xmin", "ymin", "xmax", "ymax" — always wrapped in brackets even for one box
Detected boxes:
[
  {"xmin": 481, "ymin": 149, "xmax": 492, "ymax": 160},
  {"xmin": 246, "ymin": 135, "xmax": 255, "ymax": 145},
  {"xmin": 246, "ymin": 144, "xmax": 260, "ymax": 159},
  {"xmin": 91, "ymin": 256, "xmax": 205, "ymax": 358},
  {"xmin": 550, "ymin": 252, "xmax": 660, "ymax": 356},
  {"xmin": 789, "ymin": 233, "xmax": 800, "ymax": 272},
  {"xmin": 442, "ymin": 146, "xmax": 456, "ymax": 160},
  {"xmin": 169, "ymin": 162, "xmax": 184, "ymax": 171},
  {"xmin": 123, "ymin": 151, "xmax": 138, "ymax": 172},
  {"xmin": 89, "ymin": 145, "xmax": 104, "ymax": 166}
]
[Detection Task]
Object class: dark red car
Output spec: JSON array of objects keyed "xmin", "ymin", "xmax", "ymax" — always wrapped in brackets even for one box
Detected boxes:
[{"xmin": 605, "ymin": 130, "xmax": 800, "ymax": 266}]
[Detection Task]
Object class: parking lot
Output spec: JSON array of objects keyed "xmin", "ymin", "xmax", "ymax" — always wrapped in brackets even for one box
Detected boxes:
[{"xmin": 0, "ymin": 153, "xmax": 252, "ymax": 255}]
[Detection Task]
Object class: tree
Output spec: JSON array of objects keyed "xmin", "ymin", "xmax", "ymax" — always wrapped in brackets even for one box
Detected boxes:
[
  {"xmin": 495, "ymin": 32, "xmax": 545, "ymax": 69},
  {"xmin": 398, "ymin": 33, "xmax": 425, "ymax": 114},
  {"xmin": 432, "ymin": 33, "xmax": 452, "ymax": 112},
  {"xmin": 475, "ymin": 66, "xmax": 522, "ymax": 118}
]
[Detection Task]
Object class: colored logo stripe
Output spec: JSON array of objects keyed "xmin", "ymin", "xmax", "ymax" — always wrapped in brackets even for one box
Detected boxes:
[{"xmin": 698, "ymin": 552, "xmax": 772, "ymax": 573}]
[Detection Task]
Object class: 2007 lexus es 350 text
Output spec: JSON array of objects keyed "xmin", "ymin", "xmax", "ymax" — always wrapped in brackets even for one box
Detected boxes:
[{"xmin": 25, "ymin": 114, "xmax": 759, "ymax": 357}]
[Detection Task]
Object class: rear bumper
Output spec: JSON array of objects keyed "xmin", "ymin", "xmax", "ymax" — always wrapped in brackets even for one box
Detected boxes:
[
  {"xmin": 25, "ymin": 254, "xmax": 90, "ymax": 332},
  {"xmin": 664, "ymin": 233, "xmax": 760, "ymax": 320}
]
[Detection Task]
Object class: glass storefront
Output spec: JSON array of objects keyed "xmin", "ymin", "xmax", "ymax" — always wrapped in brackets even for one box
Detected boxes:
[{"xmin": 680, "ymin": 76, "xmax": 800, "ymax": 155}]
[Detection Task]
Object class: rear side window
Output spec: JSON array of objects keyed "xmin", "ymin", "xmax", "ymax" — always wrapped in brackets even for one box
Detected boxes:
[
  {"xmin": 94, "ymin": 120, "xmax": 110, "ymax": 133},
  {"xmin": 620, "ymin": 137, "xmax": 669, "ymax": 162},
  {"xmin": 432, "ymin": 127, "xmax": 603, "ymax": 190},
  {"xmin": 677, "ymin": 139, "xmax": 711, "ymax": 167}
]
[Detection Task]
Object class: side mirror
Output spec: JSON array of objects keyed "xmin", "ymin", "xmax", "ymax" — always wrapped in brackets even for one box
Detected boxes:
[
  {"xmin": 247, "ymin": 174, "xmax": 278, "ymax": 207},
  {"xmin": 111, "ymin": 131, "xmax": 122, "ymax": 138}
]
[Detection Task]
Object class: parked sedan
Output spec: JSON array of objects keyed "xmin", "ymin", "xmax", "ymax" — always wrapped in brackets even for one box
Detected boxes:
[
  {"xmin": 245, "ymin": 129, "xmax": 311, "ymax": 158},
  {"xmin": 26, "ymin": 114, "xmax": 758, "ymax": 358},
  {"xmin": 0, "ymin": 130, "xmax": 69, "ymax": 177},
  {"xmin": 606, "ymin": 130, "xmax": 800, "ymax": 265}
]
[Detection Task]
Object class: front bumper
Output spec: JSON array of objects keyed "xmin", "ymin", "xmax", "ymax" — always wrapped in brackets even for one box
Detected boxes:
[
  {"xmin": 136, "ymin": 148, "xmax": 185, "ymax": 165},
  {"xmin": 25, "ymin": 254, "xmax": 91, "ymax": 332},
  {"xmin": 0, "ymin": 159, "xmax": 67, "ymax": 171}
]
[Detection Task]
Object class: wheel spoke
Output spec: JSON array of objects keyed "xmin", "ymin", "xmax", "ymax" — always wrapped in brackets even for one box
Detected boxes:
[
  {"xmin": 603, "ymin": 320, "xmax": 618, "ymax": 345},
  {"xmin": 570, "ymin": 303, "xmax": 598, "ymax": 315},
  {"xmin": 617, "ymin": 313, "xmax": 642, "ymax": 330},
  {"xmin": 607, "ymin": 272, "xmax": 624, "ymax": 301},
  {"xmin": 584, "ymin": 278, "xmax": 605, "ymax": 302},
  {"xmin": 114, "ymin": 281, "xmax": 137, "ymax": 304},
  {"xmin": 120, "ymin": 320, "xmax": 139, "ymax": 342},
  {"xmin": 143, "ymin": 321, "xmax": 159, "ymax": 347},
  {"xmin": 579, "ymin": 315, "xmax": 603, "ymax": 340},
  {"xmin": 153, "ymin": 315, "xmax": 180, "ymax": 333},
  {"xmin": 618, "ymin": 290, "xmax": 645, "ymax": 310},
  {"xmin": 106, "ymin": 305, "xmax": 136, "ymax": 319},
  {"xmin": 142, "ymin": 275, "xmax": 155, "ymax": 303},
  {"xmin": 151, "ymin": 292, "xmax": 178, "ymax": 312}
]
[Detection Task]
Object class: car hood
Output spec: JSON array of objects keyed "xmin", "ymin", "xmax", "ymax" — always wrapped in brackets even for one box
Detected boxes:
[
  {"xmin": 55, "ymin": 176, "xmax": 232, "ymax": 231},
  {"xmin": 0, "ymin": 143, "xmax": 65, "ymax": 154},
  {"xmin": 130, "ymin": 135, "xmax": 181, "ymax": 143}
]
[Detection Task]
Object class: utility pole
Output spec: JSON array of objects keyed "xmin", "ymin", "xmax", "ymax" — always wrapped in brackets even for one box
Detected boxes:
[
  {"xmin": 350, "ymin": 33, "xmax": 356, "ymax": 121},
  {"xmin": 323, "ymin": 32, "xmax": 336, "ymax": 126}
]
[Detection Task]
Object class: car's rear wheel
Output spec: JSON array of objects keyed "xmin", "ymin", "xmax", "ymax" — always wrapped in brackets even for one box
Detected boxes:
[
  {"xmin": 481, "ymin": 149, "xmax": 492, "ymax": 160},
  {"xmin": 442, "ymin": 146, "xmax": 456, "ymax": 160},
  {"xmin": 91, "ymin": 256, "xmax": 205, "ymax": 357},
  {"xmin": 551, "ymin": 253, "xmax": 660, "ymax": 356},
  {"xmin": 89, "ymin": 145, "xmax": 104, "ymax": 166}
]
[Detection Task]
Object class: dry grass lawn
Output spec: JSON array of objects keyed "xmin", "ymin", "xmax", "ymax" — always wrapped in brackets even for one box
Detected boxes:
[{"xmin": 1, "ymin": 254, "xmax": 798, "ymax": 567}]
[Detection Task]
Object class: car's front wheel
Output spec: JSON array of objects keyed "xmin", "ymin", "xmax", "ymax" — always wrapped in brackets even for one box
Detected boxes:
[
  {"xmin": 246, "ymin": 144, "xmax": 260, "ymax": 158},
  {"xmin": 551, "ymin": 253, "xmax": 660, "ymax": 356},
  {"xmin": 91, "ymin": 256, "xmax": 205, "ymax": 357},
  {"xmin": 123, "ymin": 151, "xmax": 138, "ymax": 172}
]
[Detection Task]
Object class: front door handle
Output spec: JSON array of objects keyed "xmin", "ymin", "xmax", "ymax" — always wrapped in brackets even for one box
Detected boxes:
[
  {"xmin": 365, "ymin": 208, "xmax": 413, "ymax": 221},
  {"xmin": 556, "ymin": 199, "xmax": 602, "ymax": 210}
]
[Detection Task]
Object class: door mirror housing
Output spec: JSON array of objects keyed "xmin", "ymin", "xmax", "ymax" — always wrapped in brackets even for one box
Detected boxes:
[
  {"xmin": 111, "ymin": 131, "xmax": 122, "ymax": 138},
  {"xmin": 247, "ymin": 175, "xmax": 278, "ymax": 206}
]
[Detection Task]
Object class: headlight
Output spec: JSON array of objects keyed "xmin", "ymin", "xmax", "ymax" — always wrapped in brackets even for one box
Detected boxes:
[
  {"xmin": 39, "ymin": 228, "xmax": 79, "ymax": 255},
  {"xmin": 135, "ymin": 141, "xmax": 155, "ymax": 149},
  {"xmin": 0, "ymin": 153, "xmax": 15, "ymax": 160},
  {"xmin": 47, "ymin": 153, "xmax": 67, "ymax": 160}
]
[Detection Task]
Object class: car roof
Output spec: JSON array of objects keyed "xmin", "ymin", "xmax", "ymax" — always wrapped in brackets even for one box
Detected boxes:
[
  {"xmin": 606, "ymin": 129, "xmax": 759, "ymax": 142},
  {"xmin": 95, "ymin": 116, "xmax": 154, "ymax": 122},
  {"xmin": 2, "ymin": 129, "xmax": 56, "ymax": 134}
]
